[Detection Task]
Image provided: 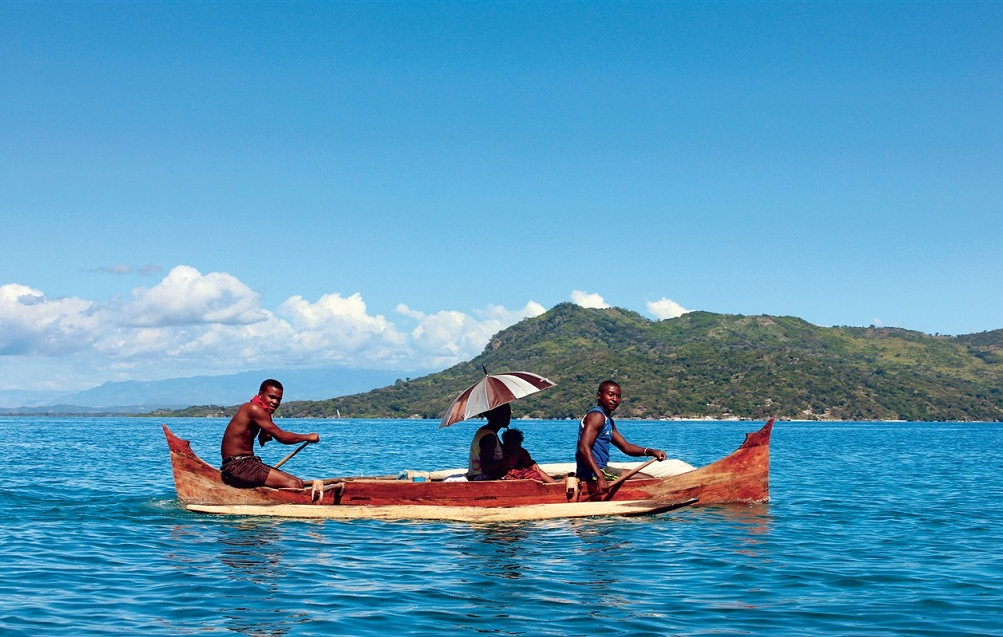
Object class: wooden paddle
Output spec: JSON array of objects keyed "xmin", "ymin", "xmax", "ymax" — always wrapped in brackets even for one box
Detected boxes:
[
  {"xmin": 274, "ymin": 441, "xmax": 312, "ymax": 469},
  {"xmin": 593, "ymin": 457, "xmax": 658, "ymax": 501}
]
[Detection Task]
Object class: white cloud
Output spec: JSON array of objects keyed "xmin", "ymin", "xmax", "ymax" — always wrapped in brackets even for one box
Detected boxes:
[
  {"xmin": 571, "ymin": 290, "xmax": 610, "ymax": 309},
  {"xmin": 0, "ymin": 283, "xmax": 106, "ymax": 355},
  {"xmin": 0, "ymin": 268, "xmax": 550, "ymax": 390},
  {"xmin": 396, "ymin": 301, "xmax": 546, "ymax": 369},
  {"xmin": 647, "ymin": 297, "xmax": 691, "ymax": 320},
  {"xmin": 399, "ymin": 307, "xmax": 474, "ymax": 359},
  {"xmin": 278, "ymin": 292, "xmax": 407, "ymax": 365},
  {"xmin": 479, "ymin": 301, "xmax": 547, "ymax": 323},
  {"xmin": 123, "ymin": 265, "xmax": 268, "ymax": 327}
]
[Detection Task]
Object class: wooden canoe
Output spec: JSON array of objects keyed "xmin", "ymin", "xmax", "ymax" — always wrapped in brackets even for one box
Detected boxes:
[
  {"xmin": 186, "ymin": 498, "xmax": 699, "ymax": 522},
  {"xmin": 164, "ymin": 419, "xmax": 771, "ymax": 521}
]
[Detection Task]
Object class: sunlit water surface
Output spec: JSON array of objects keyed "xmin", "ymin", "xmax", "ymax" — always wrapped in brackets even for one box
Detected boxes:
[{"xmin": 2, "ymin": 417, "xmax": 1002, "ymax": 636}]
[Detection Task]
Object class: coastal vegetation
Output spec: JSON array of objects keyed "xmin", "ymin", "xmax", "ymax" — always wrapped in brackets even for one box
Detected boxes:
[{"xmin": 163, "ymin": 304, "xmax": 1003, "ymax": 422}]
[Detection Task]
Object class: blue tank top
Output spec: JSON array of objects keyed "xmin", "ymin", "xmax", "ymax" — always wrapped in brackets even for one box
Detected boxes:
[{"xmin": 576, "ymin": 406, "xmax": 613, "ymax": 480}]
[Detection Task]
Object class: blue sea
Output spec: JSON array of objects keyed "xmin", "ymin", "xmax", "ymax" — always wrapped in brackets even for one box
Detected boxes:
[{"xmin": 2, "ymin": 417, "xmax": 1002, "ymax": 637}]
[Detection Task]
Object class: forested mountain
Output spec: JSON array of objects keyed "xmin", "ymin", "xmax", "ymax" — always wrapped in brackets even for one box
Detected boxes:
[
  {"xmin": 259, "ymin": 304, "xmax": 1002, "ymax": 421},
  {"xmin": 168, "ymin": 303, "xmax": 1003, "ymax": 421}
]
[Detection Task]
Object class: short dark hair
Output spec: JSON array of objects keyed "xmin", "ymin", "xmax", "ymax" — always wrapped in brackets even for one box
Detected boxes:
[
  {"xmin": 597, "ymin": 380, "xmax": 620, "ymax": 394},
  {"xmin": 260, "ymin": 379, "xmax": 283, "ymax": 393},
  {"xmin": 502, "ymin": 428, "xmax": 524, "ymax": 446}
]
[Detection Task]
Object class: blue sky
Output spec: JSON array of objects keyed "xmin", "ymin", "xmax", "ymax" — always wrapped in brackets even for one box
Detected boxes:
[{"xmin": 2, "ymin": 1, "xmax": 1001, "ymax": 393}]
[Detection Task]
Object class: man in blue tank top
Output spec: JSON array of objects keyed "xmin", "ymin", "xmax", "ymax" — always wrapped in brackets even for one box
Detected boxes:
[{"xmin": 576, "ymin": 380, "xmax": 666, "ymax": 495}]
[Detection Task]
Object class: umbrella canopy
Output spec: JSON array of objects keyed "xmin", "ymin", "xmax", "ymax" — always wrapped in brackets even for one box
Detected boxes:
[{"xmin": 438, "ymin": 371, "xmax": 556, "ymax": 428}]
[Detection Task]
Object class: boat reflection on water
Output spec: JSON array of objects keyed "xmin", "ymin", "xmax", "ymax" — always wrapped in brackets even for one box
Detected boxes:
[
  {"xmin": 215, "ymin": 520, "xmax": 286, "ymax": 580},
  {"xmin": 698, "ymin": 502, "xmax": 773, "ymax": 558},
  {"xmin": 462, "ymin": 523, "xmax": 534, "ymax": 581},
  {"xmin": 703, "ymin": 502, "xmax": 772, "ymax": 532},
  {"xmin": 163, "ymin": 519, "xmax": 298, "ymax": 637}
]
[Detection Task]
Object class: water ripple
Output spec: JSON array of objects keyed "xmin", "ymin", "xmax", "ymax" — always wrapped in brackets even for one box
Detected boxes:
[{"xmin": 3, "ymin": 418, "xmax": 1003, "ymax": 636}]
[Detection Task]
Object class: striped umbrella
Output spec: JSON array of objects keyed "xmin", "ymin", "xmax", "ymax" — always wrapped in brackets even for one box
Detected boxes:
[{"xmin": 438, "ymin": 371, "xmax": 557, "ymax": 428}]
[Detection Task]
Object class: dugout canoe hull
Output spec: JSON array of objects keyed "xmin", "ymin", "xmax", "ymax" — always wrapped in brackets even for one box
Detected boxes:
[
  {"xmin": 185, "ymin": 498, "xmax": 699, "ymax": 521},
  {"xmin": 163, "ymin": 419, "xmax": 771, "ymax": 520}
]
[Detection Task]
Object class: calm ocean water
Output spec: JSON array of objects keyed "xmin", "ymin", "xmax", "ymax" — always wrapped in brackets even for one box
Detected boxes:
[{"xmin": 2, "ymin": 416, "xmax": 1002, "ymax": 637}]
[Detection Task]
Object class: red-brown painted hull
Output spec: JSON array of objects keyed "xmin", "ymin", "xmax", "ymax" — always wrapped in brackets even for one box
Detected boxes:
[{"xmin": 164, "ymin": 419, "xmax": 771, "ymax": 509}]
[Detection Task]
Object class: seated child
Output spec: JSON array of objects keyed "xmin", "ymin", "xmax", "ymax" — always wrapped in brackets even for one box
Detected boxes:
[{"xmin": 500, "ymin": 428, "xmax": 557, "ymax": 483}]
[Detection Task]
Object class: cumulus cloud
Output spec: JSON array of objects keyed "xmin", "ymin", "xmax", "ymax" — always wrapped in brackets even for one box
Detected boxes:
[
  {"xmin": 647, "ymin": 297, "xmax": 691, "ymax": 320},
  {"xmin": 0, "ymin": 284, "xmax": 106, "ymax": 355},
  {"xmin": 123, "ymin": 265, "xmax": 268, "ymax": 327},
  {"xmin": 0, "ymin": 267, "xmax": 550, "ymax": 389},
  {"xmin": 396, "ymin": 301, "xmax": 546, "ymax": 368},
  {"xmin": 571, "ymin": 290, "xmax": 610, "ymax": 309},
  {"xmin": 278, "ymin": 292, "xmax": 407, "ymax": 364}
]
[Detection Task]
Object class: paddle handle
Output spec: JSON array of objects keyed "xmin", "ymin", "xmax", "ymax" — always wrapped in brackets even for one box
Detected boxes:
[
  {"xmin": 600, "ymin": 457, "xmax": 658, "ymax": 501},
  {"xmin": 274, "ymin": 441, "xmax": 311, "ymax": 469}
]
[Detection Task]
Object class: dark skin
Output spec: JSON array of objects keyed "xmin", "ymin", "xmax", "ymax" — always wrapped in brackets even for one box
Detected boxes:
[
  {"xmin": 502, "ymin": 433, "xmax": 558, "ymax": 483},
  {"xmin": 220, "ymin": 385, "xmax": 320, "ymax": 489},
  {"xmin": 476, "ymin": 404, "xmax": 511, "ymax": 479},
  {"xmin": 577, "ymin": 382, "xmax": 666, "ymax": 494}
]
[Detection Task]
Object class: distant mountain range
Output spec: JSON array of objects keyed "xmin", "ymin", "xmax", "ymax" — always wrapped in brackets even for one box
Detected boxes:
[
  {"xmin": 252, "ymin": 304, "xmax": 1003, "ymax": 422},
  {"xmin": 15, "ymin": 304, "xmax": 1003, "ymax": 421},
  {"xmin": 0, "ymin": 366, "xmax": 429, "ymax": 415}
]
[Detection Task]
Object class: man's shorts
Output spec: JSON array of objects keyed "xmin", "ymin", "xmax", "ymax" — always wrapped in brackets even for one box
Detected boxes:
[
  {"xmin": 221, "ymin": 455, "xmax": 272, "ymax": 488},
  {"xmin": 580, "ymin": 467, "xmax": 620, "ymax": 482}
]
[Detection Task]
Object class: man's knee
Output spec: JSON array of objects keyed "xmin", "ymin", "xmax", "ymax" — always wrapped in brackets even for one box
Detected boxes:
[{"xmin": 266, "ymin": 469, "xmax": 304, "ymax": 489}]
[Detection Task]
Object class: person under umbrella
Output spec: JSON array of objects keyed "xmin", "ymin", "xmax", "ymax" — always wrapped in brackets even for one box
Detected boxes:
[
  {"xmin": 440, "ymin": 370, "xmax": 556, "ymax": 429},
  {"xmin": 444, "ymin": 369, "xmax": 557, "ymax": 482},
  {"xmin": 466, "ymin": 403, "xmax": 510, "ymax": 480}
]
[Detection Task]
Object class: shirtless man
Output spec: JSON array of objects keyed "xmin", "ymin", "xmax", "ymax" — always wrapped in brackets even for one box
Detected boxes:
[{"xmin": 220, "ymin": 379, "xmax": 320, "ymax": 489}]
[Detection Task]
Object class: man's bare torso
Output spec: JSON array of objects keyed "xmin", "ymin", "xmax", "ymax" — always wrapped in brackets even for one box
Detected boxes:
[{"xmin": 220, "ymin": 403, "xmax": 267, "ymax": 459}]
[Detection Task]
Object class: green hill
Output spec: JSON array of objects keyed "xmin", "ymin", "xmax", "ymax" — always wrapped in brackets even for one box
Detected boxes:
[{"xmin": 264, "ymin": 304, "xmax": 1003, "ymax": 422}]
